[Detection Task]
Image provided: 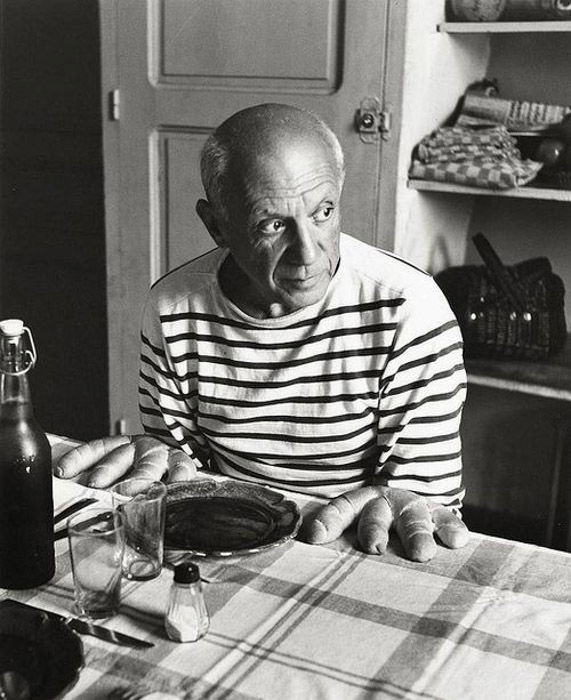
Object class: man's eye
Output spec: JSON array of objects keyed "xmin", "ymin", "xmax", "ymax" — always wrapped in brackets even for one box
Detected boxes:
[
  {"xmin": 258, "ymin": 219, "xmax": 286, "ymax": 235},
  {"xmin": 313, "ymin": 206, "xmax": 334, "ymax": 223}
]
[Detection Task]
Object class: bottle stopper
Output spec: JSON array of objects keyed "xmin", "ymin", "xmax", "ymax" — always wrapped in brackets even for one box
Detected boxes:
[{"xmin": 0, "ymin": 319, "xmax": 24, "ymax": 337}]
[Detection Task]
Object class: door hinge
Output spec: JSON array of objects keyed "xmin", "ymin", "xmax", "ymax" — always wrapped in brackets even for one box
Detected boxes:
[
  {"xmin": 109, "ymin": 89, "xmax": 120, "ymax": 121},
  {"xmin": 355, "ymin": 97, "xmax": 391, "ymax": 143}
]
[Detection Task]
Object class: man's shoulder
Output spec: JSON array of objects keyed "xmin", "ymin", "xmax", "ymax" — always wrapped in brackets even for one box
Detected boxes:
[
  {"xmin": 147, "ymin": 247, "xmax": 225, "ymax": 313},
  {"xmin": 341, "ymin": 233, "xmax": 433, "ymax": 297}
]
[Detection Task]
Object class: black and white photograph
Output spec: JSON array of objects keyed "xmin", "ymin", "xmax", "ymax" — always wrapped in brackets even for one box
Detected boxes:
[{"xmin": 0, "ymin": 1, "xmax": 570, "ymax": 697}]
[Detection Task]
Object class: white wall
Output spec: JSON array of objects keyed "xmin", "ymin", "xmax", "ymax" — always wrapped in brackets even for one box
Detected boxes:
[
  {"xmin": 394, "ymin": 7, "xmax": 571, "ymax": 325},
  {"xmin": 393, "ymin": 0, "xmax": 490, "ymax": 272}
]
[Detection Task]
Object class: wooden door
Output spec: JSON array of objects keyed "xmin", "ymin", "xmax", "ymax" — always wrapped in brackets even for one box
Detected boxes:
[{"xmin": 100, "ymin": 0, "xmax": 405, "ymax": 433}]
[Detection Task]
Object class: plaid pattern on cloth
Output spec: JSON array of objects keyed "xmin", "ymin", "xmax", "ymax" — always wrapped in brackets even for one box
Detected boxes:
[
  {"xmin": 410, "ymin": 126, "xmax": 543, "ymax": 190},
  {"xmin": 2, "ymin": 436, "xmax": 570, "ymax": 699}
]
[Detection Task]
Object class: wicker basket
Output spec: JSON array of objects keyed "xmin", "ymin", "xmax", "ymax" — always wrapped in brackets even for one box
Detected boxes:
[{"xmin": 436, "ymin": 234, "xmax": 567, "ymax": 360}]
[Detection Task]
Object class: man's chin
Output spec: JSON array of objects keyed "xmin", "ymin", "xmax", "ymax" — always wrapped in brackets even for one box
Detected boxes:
[{"xmin": 277, "ymin": 285, "xmax": 328, "ymax": 313}]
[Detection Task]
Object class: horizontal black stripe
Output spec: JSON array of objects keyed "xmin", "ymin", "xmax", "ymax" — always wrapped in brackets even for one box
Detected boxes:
[
  {"xmin": 142, "ymin": 426, "xmax": 173, "ymax": 439},
  {"xmin": 216, "ymin": 454, "xmax": 376, "ymax": 488},
  {"xmin": 140, "ymin": 404, "xmax": 162, "ymax": 419},
  {"xmin": 165, "ymin": 320, "xmax": 397, "ymax": 351},
  {"xmin": 395, "ymin": 342, "xmax": 463, "ymax": 376},
  {"xmin": 139, "ymin": 385, "xmax": 198, "ymax": 408},
  {"xmin": 160, "ymin": 298, "xmax": 405, "ymax": 330},
  {"xmin": 384, "ymin": 363, "xmax": 465, "ymax": 398},
  {"xmin": 141, "ymin": 400, "xmax": 197, "ymax": 423},
  {"xmin": 198, "ymin": 406, "xmax": 377, "ymax": 426},
  {"xmin": 241, "ymin": 453, "xmax": 379, "ymax": 474},
  {"xmin": 221, "ymin": 436, "xmax": 378, "ymax": 462},
  {"xmin": 397, "ymin": 431, "xmax": 460, "ymax": 445},
  {"xmin": 374, "ymin": 474, "xmax": 464, "ymax": 501},
  {"xmin": 140, "ymin": 352, "xmax": 175, "ymax": 379},
  {"xmin": 381, "ymin": 467, "xmax": 462, "ymax": 483},
  {"xmin": 141, "ymin": 332, "xmax": 166, "ymax": 358},
  {"xmin": 407, "ymin": 404, "xmax": 464, "ymax": 425},
  {"xmin": 390, "ymin": 320, "xmax": 459, "ymax": 361},
  {"xmin": 199, "ymin": 421, "xmax": 374, "ymax": 445},
  {"xmin": 199, "ymin": 390, "xmax": 379, "ymax": 408},
  {"xmin": 170, "ymin": 345, "xmax": 391, "ymax": 369},
  {"xmin": 139, "ymin": 371, "xmax": 184, "ymax": 400},
  {"xmin": 142, "ymin": 421, "xmax": 207, "ymax": 454},
  {"xmin": 387, "ymin": 450, "xmax": 462, "ymax": 465},
  {"xmin": 378, "ymin": 383, "xmax": 467, "ymax": 418},
  {"xmin": 189, "ymin": 369, "xmax": 382, "ymax": 390}
]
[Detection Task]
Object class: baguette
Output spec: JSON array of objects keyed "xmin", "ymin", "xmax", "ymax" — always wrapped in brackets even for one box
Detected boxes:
[
  {"xmin": 132, "ymin": 435, "xmax": 169, "ymax": 480},
  {"xmin": 431, "ymin": 505, "xmax": 470, "ymax": 549},
  {"xmin": 305, "ymin": 485, "xmax": 467, "ymax": 562},
  {"xmin": 357, "ymin": 496, "xmax": 393, "ymax": 554},
  {"xmin": 393, "ymin": 497, "xmax": 436, "ymax": 562},
  {"xmin": 304, "ymin": 486, "xmax": 382, "ymax": 544},
  {"xmin": 167, "ymin": 448, "xmax": 198, "ymax": 482},
  {"xmin": 55, "ymin": 435, "xmax": 131, "ymax": 478},
  {"xmin": 86, "ymin": 441, "xmax": 136, "ymax": 488}
]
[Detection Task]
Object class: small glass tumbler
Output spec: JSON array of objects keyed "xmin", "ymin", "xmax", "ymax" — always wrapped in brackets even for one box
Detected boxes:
[
  {"xmin": 111, "ymin": 478, "xmax": 167, "ymax": 581},
  {"xmin": 67, "ymin": 507, "xmax": 124, "ymax": 619}
]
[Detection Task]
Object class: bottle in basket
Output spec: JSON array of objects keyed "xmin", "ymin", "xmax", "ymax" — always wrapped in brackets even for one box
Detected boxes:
[{"xmin": 0, "ymin": 319, "xmax": 54, "ymax": 588}]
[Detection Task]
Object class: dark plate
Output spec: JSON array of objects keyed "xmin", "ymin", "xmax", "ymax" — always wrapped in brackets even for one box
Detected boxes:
[
  {"xmin": 164, "ymin": 480, "xmax": 302, "ymax": 557},
  {"xmin": 0, "ymin": 600, "xmax": 83, "ymax": 700}
]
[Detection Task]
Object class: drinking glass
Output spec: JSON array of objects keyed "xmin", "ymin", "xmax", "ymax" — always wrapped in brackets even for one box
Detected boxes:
[
  {"xmin": 111, "ymin": 478, "xmax": 167, "ymax": 580},
  {"xmin": 67, "ymin": 507, "xmax": 124, "ymax": 619}
]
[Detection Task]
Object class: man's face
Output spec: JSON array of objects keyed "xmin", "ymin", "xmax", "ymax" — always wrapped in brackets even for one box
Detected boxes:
[{"xmin": 216, "ymin": 137, "xmax": 342, "ymax": 316}]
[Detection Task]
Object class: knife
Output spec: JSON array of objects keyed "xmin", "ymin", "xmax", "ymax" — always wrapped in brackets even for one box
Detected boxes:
[
  {"xmin": 54, "ymin": 497, "xmax": 98, "ymax": 526},
  {"xmin": 1, "ymin": 599, "xmax": 154, "ymax": 649},
  {"xmin": 54, "ymin": 508, "xmax": 113, "ymax": 542}
]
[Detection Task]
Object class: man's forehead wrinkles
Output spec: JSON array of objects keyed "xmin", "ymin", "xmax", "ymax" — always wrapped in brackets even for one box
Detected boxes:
[{"xmin": 244, "ymin": 169, "xmax": 338, "ymax": 201}]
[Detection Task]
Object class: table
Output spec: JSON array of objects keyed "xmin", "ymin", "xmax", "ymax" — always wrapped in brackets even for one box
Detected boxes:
[{"xmin": 2, "ymin": 436, "xmax": 571, "ymax": 699}]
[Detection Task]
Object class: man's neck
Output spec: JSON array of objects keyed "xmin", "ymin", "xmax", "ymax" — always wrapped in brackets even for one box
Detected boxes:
[{"xmin": 218, "ymin": 256, "xmax": 282, "ymax": 319}]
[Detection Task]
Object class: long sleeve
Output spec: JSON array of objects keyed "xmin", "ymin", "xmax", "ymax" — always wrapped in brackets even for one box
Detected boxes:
[
  {"xmin": 374, "ymin": 276, "xmax": 466, "ymax": 508},
  {"xmin": 138, "ymin": 294, "xmax": 210, "ymax": 467}
]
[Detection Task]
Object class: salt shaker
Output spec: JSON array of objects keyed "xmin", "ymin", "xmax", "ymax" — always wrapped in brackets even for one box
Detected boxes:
[{"xmin": 165, "ymin": 562, "xmax": 209, "ymax": 642}]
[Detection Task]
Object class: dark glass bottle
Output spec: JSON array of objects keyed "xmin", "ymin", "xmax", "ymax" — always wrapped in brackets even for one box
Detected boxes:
[{"xmin": 0, "ymin": 319, "xmax": 54, "ymax": 588}]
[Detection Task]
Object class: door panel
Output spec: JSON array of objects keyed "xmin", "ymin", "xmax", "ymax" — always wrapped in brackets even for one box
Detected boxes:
[
  {"xmin": 101, "ymin": 0, "xmax": 403, "ymax": 432},
  {"xmin": 160, "ymin": 0, "xmax": 340, "ymax": 87},
  {"xmin": 159, "ymin": 131, "xmax": 212, "ymax": 270}
]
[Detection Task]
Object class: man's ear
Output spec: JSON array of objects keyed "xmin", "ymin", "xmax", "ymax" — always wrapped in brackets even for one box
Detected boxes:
[{"xmin": 196, "ymin": 199, "xmax": 227, "ymax": 248}]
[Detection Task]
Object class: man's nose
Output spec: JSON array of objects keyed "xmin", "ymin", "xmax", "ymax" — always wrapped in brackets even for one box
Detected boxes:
[{"xmin": 290, "ymin": 220, "xmax": 318, "ymax": 265}]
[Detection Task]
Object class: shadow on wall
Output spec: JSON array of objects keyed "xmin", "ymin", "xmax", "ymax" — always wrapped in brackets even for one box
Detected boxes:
[{"xmin": 0, "ymin": 0, "xmax": 108, "ymax": 440}]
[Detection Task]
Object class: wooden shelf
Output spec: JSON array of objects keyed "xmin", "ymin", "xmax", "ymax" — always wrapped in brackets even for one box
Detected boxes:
[
  {"xmin": 466, "ymin": 336, "xmax": 571, "ymax": 401},
  {"xmin": 439, "ymin": 21, "xmax": 571, "ymax": 34},
  {"xmin": 407, "ymin": 179, "xmax": 571, "ymax": 202}
]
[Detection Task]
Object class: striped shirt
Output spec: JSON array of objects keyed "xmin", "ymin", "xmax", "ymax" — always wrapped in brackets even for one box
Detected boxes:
[{"xmin": 139, "ymin": 233, "xmax": 466, "ymax": 506}]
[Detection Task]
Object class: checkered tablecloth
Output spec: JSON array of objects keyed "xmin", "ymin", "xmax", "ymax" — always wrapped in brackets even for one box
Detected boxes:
[{"xmin": 2, "ymin": 436, "xmax": 571, "ymax": 699}]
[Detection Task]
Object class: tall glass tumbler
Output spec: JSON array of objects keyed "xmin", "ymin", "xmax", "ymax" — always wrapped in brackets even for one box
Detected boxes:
[
  {"xmin": 111, "ymin": 478, "xmax": 167, "ymax": 581},
  {"xmin": 67, "ymin": 507, "xmax": 124, "ymax": 619}
]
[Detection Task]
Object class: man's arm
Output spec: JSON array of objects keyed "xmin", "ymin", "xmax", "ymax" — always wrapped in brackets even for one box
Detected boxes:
[
  {"xmin": 373, "ymin": 276, "xmax": 466, "ymax": 508},
  {"xmin": 304, "ymin": 275, "xmax": 468, "ymax": 560},
  {"xmin": 56, "ymin": 293, "xmax": 204, "ymax": 486}
]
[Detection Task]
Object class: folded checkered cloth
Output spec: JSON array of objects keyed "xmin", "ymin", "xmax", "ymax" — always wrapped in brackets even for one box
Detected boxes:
[{"xmin": 410, "ymin": 126, "xmax": 543, "ymax": 189}]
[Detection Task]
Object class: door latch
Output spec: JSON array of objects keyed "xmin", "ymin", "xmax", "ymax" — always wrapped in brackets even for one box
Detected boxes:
[{"xmin": 355, "ymin": 97, "xmax": 391, "ymax": 143}]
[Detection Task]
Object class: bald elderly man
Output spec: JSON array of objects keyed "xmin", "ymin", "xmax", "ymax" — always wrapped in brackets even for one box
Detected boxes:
[{"xmin": 58, "ymin": 103, "xmax": 469, "ymax": 561}]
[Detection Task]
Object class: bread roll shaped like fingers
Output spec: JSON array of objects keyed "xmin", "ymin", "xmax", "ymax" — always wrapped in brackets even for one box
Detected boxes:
[
  {"xmin": 167, "ymin": 448, "xmax": 198, "ymax": 482},
  {"xmin": 86, "ymin": 441, "xmax": 136, "ymax": 488},
  {"xmin": 393, "ymin": 499, "xmax": 436, "ymax": 562},
  {"xmin": 56, "ymin": 435, "xmax": 131, "ymax": 478},
  {"xmin": 133, "ymin": 435, "xmax": 170, "ymax": 481},
  {"xmin": 304, "ymin": 486, "xmax": 384, "ymax": 544},
  {"xmin": 357, "ymin": 496, "xmax": 393, "ymax": 554},
  {"xmin": 431, "ymin": 505, "xmax": 469, "ymax": 549}
]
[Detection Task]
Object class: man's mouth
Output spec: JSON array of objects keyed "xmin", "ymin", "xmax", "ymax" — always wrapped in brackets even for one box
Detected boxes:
[{"xmin": 283, "ymin": 273, "xmax": 322, "ymax": 290}]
